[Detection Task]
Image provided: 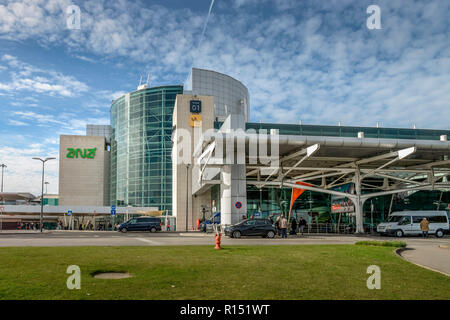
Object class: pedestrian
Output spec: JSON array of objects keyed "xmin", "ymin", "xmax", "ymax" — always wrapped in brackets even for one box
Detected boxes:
[
  {"xmin": 299, "ymin": 217, "xmax": 307, "ymax": 236},
  {"xmin": 290, "ymin": 218, "xmax": 297, "ymax": 235},
  {"xmin": 167, "ymin": 220, "xmax": 171, "ymax": 231},
  {"xmin": 275, "ymin": 215, "xmax": 280, "ymax": 235},
  {"xmin": 279, "ymin": 214, "xmax": 288, "ymax": 238},
  {"xmin": 420, "ymin": 217, "xmax": 430, "ymax": 238}
]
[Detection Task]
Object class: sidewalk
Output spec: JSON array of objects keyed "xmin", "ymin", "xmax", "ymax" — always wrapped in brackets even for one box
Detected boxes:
[
  {"xmin": 399, "ymin": 244, "xmax": 450, "ymax": 277},
  {"xmin": 0, "ymin": 230, "xmax": 50, "ymax": 234}
]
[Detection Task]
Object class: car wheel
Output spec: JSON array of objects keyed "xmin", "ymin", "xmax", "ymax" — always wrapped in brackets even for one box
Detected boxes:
[
  {"xmin": 150, "ymin": 227, "xmax": 157, "ymax": 233},
  {"xmin": 121, "ymin": 228, "xmax": 128, "ymax": 233},
  {"xmin": 232, "ymin": 231, "xmax": 241, "ymax": 238},
  {"xmin": 435, "ymin": 229, "xmax": 444, "ymax": 238},
  {"xmin": 395, "ymin": 229, "xmax": 403, "ymax": 238},
  {"xmin": 266, "ymin": 231, "xmax": 275, "ymax": 239}
]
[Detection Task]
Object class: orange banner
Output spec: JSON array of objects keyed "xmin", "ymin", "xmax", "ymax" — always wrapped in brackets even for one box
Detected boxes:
[{"xmin": 289, "ymin": 181, "xmax": 312, "ymax": 214}]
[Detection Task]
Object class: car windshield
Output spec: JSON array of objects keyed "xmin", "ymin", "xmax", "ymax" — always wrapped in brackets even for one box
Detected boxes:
[{"xmin": 387, "ymin": 215, "xmax": 403, "ymax": 223}]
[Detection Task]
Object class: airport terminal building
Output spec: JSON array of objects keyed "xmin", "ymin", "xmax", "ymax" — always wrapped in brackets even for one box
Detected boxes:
[{"xmin": 24, "ymin": 67, "xmax": 450, "ymax": 232}]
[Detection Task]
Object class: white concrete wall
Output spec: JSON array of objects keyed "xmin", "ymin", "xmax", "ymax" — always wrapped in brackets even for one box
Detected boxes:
[{"xmin": 172, "ymin": 94, "xmax": 215, "ymax": 231}]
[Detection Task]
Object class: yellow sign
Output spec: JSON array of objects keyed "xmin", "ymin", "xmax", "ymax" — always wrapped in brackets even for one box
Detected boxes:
[{"xmin": 190, "ymin": 114, "xmax": 202, "ymax": 127}]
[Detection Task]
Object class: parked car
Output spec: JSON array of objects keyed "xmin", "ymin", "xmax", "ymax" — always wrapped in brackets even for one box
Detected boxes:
[
  {"xmin": 118, "ymin": 217, "xmax": 162, "ymax": 233},
  {"xmin": 199, "ymin": 212, "xmax": 220, "ymax": 232},
  {"xmin": 377, "ymin": 211, "xmax": 449, "ymax": 238},
  {"xmin": 224, "ymin": 219, "xmax": 276, "ymax": 238}
]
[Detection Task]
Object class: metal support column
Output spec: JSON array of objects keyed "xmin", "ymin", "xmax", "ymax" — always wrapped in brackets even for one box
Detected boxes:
[{"xmin": 354, "ymin": 166, "xmax": 365, "ymax": 234}]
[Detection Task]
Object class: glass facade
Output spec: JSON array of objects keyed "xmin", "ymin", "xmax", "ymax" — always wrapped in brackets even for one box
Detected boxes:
[
  {"xmin": 214, "ymin": 122, "xmax": 450, "ymax": 141},
  {"xmin": 110, "ymin": 85, "xmax": 183, "ymax": 213}
]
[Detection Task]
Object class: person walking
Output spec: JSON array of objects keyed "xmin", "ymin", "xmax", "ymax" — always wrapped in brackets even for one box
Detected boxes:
[
  {"xmin": 279, "ymin": 214, "xmax": 288, "ymax": 238},
  {"xmin": 290, "ymin": 218, "xmax": 297, "ymax": 235},
  {"xmin": 299, "ymin": 217, "xmax": 307, "ymax": 236},
  {"xmin": 420, "ymin": 217, "xmax": 430, "ymax": 238}
]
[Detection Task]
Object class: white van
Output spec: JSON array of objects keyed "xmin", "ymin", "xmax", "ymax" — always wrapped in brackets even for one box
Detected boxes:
[{"xmin": 377, "ymin": 211, "xmax": 449, "ymax": 238}]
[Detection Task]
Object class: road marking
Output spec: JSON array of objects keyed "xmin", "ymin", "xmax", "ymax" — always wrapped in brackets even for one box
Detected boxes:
[{"xmin": 135, "ymin": 237, "xmax": 160, "ymax": 245}]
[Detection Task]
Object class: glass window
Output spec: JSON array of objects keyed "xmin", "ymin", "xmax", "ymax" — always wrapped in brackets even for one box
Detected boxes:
[
  {"xmin": 429, "ymin": 216, "xmax": 447, "ymax": 223},
  {"xmin": 412, "ymin": 216, "xmax": 426, "ymax": 223},
  {"xmin": 387, "ymin": 215, "xmax": 403, "ymax": 223},
  {"xmin": 398, "ymin": 216, "xmax": 411, "ymax": 225}
]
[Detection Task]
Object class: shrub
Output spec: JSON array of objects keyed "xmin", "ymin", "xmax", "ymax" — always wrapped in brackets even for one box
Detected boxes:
[{"xmin": 355, "ymin": 240, "xmax": 406, "ymax": 248}]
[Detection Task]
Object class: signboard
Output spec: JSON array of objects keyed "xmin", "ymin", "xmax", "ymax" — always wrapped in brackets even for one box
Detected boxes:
[
  {"xmin": 66, "ymin": 148, "xmax": 96, "ymax": 159},
  {"xmin": 111, "ymin": 205, "xmax": 116, "ymax": 216},
  {"xmin": 190, "ymin": 100, "xmax": 202, "ymax": 113},
  {"xmin": 254, "ymin": 212, "xmax": 261, "ymax": 217},
  {"xmin": 189, "ymin": 114, "xmax": 202, "ymax": 127},
  {"xmin": 67, "ymin": 210, "xmax": 72, "ymax": 216},
  {"xmin": 330, "ymin": 183, "xmax": 355, "ymax": 213},
  {"xmin": 235, "ymin": 201, "xmax": 242, "ymax": 209}
]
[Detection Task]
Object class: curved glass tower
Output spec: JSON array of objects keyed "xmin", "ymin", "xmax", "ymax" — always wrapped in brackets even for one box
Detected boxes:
[
  {"xmin": 110, "ymin": 85, "xmax": 183, "ymax": 212},
  {"xmin": 185, "ymin": 68, "xmax": 250, "ymax": 122}
]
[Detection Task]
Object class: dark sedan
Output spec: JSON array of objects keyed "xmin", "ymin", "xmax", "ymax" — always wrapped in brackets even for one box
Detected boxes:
[
  {"xmin": 225, "ymin": 219, "xmax": 276, "ymax": 238},
  {"xmin": 118, "ymin": 217, "xmax": 162, "ymax": 233}
]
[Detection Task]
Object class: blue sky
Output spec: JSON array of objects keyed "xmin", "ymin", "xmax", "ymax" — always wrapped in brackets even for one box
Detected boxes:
[{"xmin": 0, "ymin": 0, "xmax": 449, "ymax": 195}]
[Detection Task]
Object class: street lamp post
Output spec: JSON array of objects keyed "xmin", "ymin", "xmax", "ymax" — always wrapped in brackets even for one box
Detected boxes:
[
  {"xmin": 32, "ymin": 157, "xmax": 55, "ymax": 232},
  {"xmin": 0, "ymin": 164, "xmax": 6, "ymax": 193}
]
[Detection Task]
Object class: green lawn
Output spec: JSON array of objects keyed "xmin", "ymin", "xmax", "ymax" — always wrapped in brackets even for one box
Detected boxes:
[{"xmin": 0, "ymin": 245, "xmax": 449, "ymax": 300}]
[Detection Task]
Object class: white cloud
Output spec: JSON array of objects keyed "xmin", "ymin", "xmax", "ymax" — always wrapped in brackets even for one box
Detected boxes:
[
  {"xmin": 0, "ymin": 141, "xmax": 59, "ymax": 195},
  {"xmin": 0, "ymin": 54, "xmax": 89, "ymax": 97},
  {"xmin": 14, "ymin": 111, "xmax": 66, "ymax": 126},
  {"xmin": 8, "ymin": 119, "xmax": 28, "ymax": 126}
]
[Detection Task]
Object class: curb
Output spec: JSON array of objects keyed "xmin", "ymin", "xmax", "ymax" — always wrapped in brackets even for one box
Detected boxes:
[{"xmin": 395, "ymin": 247, "xmax": 450, "ymax": 278}]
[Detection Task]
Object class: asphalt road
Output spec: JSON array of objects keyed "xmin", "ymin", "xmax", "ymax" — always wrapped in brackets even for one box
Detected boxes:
[
  {"xmin": 0, "ymin": 230, "xmax": 448, "ymax": 247},
  {"xmin": 1, "ymin": 231, "xmax": 449, "ymax": 275}
]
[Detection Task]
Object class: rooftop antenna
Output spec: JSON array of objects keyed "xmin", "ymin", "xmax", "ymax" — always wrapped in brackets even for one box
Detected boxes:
[{"xmin": 137, "ymin": 73, "xmax": 147, "ymax": 90}]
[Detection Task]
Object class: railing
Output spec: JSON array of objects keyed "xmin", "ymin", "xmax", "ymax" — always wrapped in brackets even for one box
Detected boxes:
[{"xmin": 293, "ymin": 223, "xmax": 354, "ymax": 234}]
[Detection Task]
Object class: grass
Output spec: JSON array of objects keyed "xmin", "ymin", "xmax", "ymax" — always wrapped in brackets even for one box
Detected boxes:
[
  {"xmin": 0, "ymin": 245, "xmax": 449, "ymax": 300},
  {"xmin": 355, "ymin": 240, "xmax": 407, "ymax": 248}
]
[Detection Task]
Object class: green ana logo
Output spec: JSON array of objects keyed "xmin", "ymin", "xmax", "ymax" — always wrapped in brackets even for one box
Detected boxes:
[{"xmin": 66, "ymin": 148, "xmax": 97, "ymax": 159}]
